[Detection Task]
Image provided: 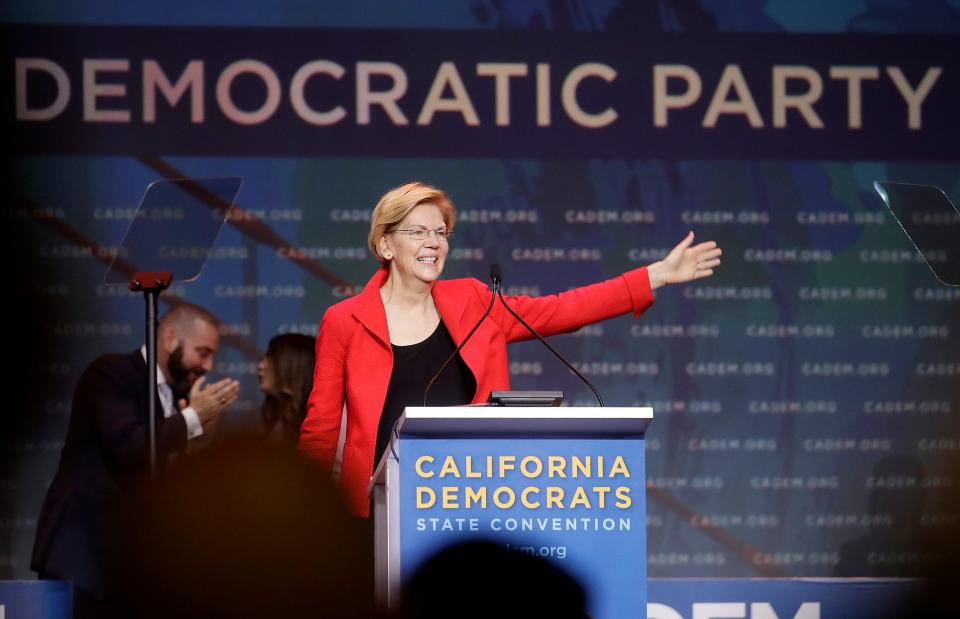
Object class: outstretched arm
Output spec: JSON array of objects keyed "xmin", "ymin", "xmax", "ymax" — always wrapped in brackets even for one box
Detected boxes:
[
  {"xmin": 472, "ymin": 232, "xmax": 720, "ymax": 343},
  {"xmin": 478, "ymin": 268, "xmax": 655, "ymax": 343}
]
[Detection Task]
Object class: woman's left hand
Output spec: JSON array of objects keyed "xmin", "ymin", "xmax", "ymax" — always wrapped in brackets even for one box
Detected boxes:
[{"xmin": 647, "ymin": 231, "xmax": 722, "ymax": 290}]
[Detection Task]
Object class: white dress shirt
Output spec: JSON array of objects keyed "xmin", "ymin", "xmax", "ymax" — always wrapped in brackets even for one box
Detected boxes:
[{"xmin": 140, "ymin": 346, "xmax": 204, "ymax": 440}]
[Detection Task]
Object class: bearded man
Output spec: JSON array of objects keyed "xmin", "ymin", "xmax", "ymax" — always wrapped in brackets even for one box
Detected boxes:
[{"xmin": 31, "ymin": 303, "xmax": 239, "ymax": 618}]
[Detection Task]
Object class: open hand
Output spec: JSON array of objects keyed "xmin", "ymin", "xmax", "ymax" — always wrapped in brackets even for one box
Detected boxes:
[
  {"xmin": 187, "ymin": 376, "xmax": 240, "ymax": 429},
  {"xmin": 647, "ymin": 232, "xmax": 722, "ymax": 289}
]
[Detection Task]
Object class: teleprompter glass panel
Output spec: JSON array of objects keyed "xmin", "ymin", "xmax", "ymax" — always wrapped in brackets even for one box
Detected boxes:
[
  {"xmin": 105, "ymin": 177, "xmax": 243, "ymax": 285},
  {"xmin": 874, "ymin": 181, "xmax": 960, "ymax": 287}
]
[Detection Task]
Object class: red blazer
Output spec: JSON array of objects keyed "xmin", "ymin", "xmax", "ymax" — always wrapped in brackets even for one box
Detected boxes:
[{"xmin": 299, "ymin": 267, "xmax": 655, "ymax": 516}]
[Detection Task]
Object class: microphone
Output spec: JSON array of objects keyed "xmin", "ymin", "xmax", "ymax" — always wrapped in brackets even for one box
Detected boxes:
[
  {"xmin": 493, "ymin": 265, "xmax": 605, "ymax": 407},
  {"xmin": 490, "ymin": 263, "xmax": 503, "ymax": 291},
  {"xmin": 422, "ymin": 268, "xmax": 498, "ymax": 406}
]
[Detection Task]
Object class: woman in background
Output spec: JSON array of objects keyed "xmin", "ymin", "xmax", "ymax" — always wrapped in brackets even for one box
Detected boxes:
[{"xmin": 259, "ymin": 334, "xmax": 316, "ymax": 445}]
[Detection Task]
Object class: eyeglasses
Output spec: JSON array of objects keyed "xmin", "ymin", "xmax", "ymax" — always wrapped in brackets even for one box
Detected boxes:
[{"xmin": 389, "ymin": 227, "xmax": 452, "ymax": 242}]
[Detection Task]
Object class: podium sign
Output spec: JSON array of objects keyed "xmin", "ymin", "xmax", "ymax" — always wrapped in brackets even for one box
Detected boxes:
[{"xmin": 372, "ymin": 406, "xmax": 652, "ymax": 619}]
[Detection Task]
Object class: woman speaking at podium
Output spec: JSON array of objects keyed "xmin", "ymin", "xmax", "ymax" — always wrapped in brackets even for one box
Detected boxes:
[{"xmin": 299, "ymin": 181, "xmax": 721, "ymax": 516}]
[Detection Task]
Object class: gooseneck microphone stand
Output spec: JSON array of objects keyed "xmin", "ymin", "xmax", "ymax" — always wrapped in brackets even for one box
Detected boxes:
[
  {"xmin": 490, "ymin": 263, "xmax": 605, "ymax": 407},
  {"xmin": 422, "ymin": 267, "xmax": 499, "ymax": 406}
]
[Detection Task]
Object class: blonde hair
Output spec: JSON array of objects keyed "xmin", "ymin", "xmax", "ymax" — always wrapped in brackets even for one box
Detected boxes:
[{"xmin": 367, "ymin": 182, "xmax": 456, "ymax": 266}]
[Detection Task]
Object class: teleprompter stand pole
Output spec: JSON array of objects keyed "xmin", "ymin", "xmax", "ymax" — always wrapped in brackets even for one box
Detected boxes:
[{"xmin": 129, "ymin": 271, "xmax": 172, "ymax": 476}]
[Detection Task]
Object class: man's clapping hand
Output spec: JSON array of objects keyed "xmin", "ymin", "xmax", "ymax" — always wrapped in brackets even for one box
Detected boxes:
[{"xmin": 180, "ymin": 376, "xmax": 240, "ymax": 431}]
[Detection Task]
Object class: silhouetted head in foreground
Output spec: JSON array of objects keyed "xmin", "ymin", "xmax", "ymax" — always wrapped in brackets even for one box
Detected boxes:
[
  {"xmin": 120, "ymin": 439, "xmax": 375, "ymax": 618},
  {"xmin": 400, "ymin": 539, "xmax": 588, "ymax": 619}
]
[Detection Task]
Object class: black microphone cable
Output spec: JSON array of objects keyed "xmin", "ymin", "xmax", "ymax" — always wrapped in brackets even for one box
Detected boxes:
[
  {"xmin": 490, "ymin": 263, "xmax": 605, "ymax": 407},
  {"xmin": 421, "ymin": 265, "xmax": 500, "ymax": 407}
]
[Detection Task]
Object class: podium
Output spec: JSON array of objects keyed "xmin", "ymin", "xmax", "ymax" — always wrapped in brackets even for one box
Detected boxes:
[{"xmin": 369, "ymin": 406, "xmax": 652, "ymax": 618}]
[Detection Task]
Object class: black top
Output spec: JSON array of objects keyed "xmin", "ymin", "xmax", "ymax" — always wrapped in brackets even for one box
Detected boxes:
[{"xmin": 374, "ymin": 321, "xmax": 476, "ymax": 471}]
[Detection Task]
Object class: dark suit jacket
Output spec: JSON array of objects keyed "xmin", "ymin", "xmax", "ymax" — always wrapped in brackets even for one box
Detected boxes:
[{"xmin": 31, "ymin": 350, "xmax": 188, "ymax": 597}]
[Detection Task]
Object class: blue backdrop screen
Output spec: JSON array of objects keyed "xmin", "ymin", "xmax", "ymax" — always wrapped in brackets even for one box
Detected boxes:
[{"xmin": 4, "ymin": 0, "xmax": 960, "ymax": 581}]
